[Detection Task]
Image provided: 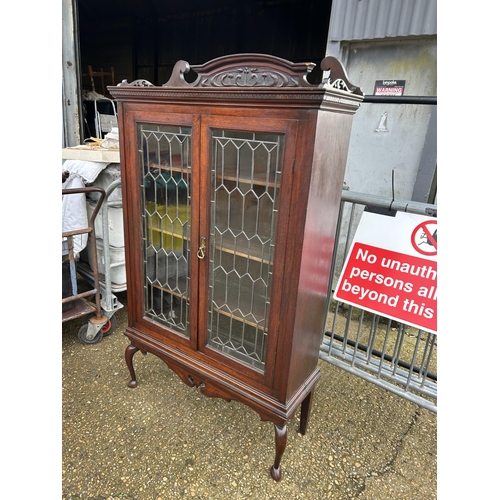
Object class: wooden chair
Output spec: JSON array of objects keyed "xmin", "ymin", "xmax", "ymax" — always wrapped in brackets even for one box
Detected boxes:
[{"xmin": 84, "ymin": 65, "xmax": 115, "ymax": 97}]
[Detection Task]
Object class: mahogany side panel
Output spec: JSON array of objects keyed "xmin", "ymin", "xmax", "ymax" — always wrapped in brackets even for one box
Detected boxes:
[
  {"xmin": 286, "ymin": 109, "xmax": 356, "ymax": 399},
  {"xmin": 269, "ymin": 110, "xmax": 318, "ymax": 403}
]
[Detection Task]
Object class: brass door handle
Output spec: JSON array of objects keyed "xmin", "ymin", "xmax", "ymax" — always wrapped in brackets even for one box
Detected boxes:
[{"xmin": 197, "ymin": 237, "xmax": 206, "ymax": 259}]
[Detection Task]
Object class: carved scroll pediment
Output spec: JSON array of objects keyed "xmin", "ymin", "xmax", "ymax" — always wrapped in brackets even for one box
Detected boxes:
[
  {"xmin": 113, "ymin": 54, "xmax": 363, "ymax": 99},
  {"xmin": 162, "ymin": 54, "xmax": 315, "ymax": 88}
]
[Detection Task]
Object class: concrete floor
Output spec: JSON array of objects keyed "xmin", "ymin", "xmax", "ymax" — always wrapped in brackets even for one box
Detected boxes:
[{"xmin": 62, "ymin": 290, "xmax": 436, "ymax": 499}]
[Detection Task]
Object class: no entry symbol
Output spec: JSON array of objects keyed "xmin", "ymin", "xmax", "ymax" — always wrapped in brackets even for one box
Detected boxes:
[{"xmin": 411, "ymin": 220, "xmax": 437, "ymax": 256}]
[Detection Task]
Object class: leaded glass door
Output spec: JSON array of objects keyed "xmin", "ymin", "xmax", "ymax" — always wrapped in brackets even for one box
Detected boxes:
[
  {"xmin": 139, "ymin": 123, "xmax": 192, "ymax": 338},
  {"xmin": 205, "ymin": 128, "xmax": 284, "ymax": 371}
]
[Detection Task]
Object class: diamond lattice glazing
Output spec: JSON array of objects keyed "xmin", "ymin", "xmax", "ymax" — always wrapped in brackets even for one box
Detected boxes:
[
  {"xmin": 208, "ymin": 130, "xmax": 283, "ymax": 370},
  {"xmin": 139, "ymin": 124, "xmax": 192, "ymax": 337}
]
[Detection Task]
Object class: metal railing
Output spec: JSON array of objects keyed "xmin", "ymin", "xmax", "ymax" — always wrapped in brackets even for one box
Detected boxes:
[{"xmin": 320, "ymin": 190, "xmax": 437, "ymax": 413}]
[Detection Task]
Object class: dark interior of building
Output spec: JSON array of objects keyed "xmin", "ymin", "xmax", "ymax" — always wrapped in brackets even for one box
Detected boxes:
[{"xmin": 77, "ymin": 0, "xmax": 333, "ymax": 90}]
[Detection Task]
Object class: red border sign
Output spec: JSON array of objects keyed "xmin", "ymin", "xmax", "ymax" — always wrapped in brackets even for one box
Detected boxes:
[
  {"xmin": 334, "ymin": 212, "xmax": 437, "ymax": 334},
  {"xmin": 335, "ymin": 242, "xmax": 437, "ymax": 333}
]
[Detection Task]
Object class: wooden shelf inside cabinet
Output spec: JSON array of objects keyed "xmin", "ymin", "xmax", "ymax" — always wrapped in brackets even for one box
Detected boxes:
[
  {"xmin": 145, "ymin": 203, "xmax": 190, "ymax": 252},
  {"xmin": 212, "ymin": 197, "xmax": 274, "ymax": 264},
  {"xmin": 216, "ymin": 166, "xmax": 280, "ymax": 188},
  {"xmin": 149, "ymin": 281, "xmax": 188, "ymax": 303},
  {"xmin": 148, "ymin": 162, "xmax": 191, "ymax": 175},
  {"xmin": 211, "ymin": 280, "xmax": 269, "ymax": 330},
  {"xmin": 149, "ymin": 226, "xmax": 189, "ymax": 244},
  {"xmin": 213, "ymin": 233, "xmax": 273, "ymax": 265}
]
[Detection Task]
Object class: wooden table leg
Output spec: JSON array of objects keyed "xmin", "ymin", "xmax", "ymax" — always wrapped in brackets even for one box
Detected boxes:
[
  {"xmin": 125, "ymin": 344, "xmax": 140, "ymax": 388},
  {"xmin": 270, "ymin": 424, "xmax": 287, "ymax": 481},
  {"xmin": 299, "ymin": 389, "xmax": 314, "ymax": 435}
]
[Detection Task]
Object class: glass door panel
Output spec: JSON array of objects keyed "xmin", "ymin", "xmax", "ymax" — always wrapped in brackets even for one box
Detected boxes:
[
  {"xmin": 207, "ymin": 129, "xmax": 283, "ymax": 370},
  {"xmin": 138, "ymin": 123, "xmax": 192, "ymax": 338}
]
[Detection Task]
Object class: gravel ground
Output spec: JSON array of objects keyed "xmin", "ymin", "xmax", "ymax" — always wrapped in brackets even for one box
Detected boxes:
[{"xmin": 62, "ymin": 290, "xmax": 436, "ymax": 499}]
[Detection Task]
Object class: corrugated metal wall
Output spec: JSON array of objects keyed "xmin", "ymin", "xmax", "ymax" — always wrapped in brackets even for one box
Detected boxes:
[{"xmin": 329, "ymin": 0, "xmax": 437, "ymax": 41}]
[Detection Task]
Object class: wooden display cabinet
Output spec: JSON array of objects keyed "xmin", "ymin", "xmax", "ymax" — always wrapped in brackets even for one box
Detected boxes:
[{"xmin": 109, "ymin": 54, "xmax": 363, "ymax": 481}]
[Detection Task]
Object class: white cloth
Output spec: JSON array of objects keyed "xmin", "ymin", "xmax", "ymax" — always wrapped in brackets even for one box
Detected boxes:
[
  {"xmin": 63, "ymin": 159, "xmax": 110, "ymax": 184},
  {"xmin": 62, "ymin": 174, "xmax": 89, "ymax": 255},
  {"xmin": 62, "ymin": 160, "xmax": 110, "ymax": 255}
]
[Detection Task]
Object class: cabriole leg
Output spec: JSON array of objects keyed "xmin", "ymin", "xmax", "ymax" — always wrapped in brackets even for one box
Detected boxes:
[
  {"xmin": 299, "ymin": 389, "xmax": 314, "ymax": 435},
  {"xmin": 125, "ymin": 344, "xmax": 140, "ymax": 388},
  {"xmin": 270, "ymin": 424, "xmax": 287, "ymax": 482}
]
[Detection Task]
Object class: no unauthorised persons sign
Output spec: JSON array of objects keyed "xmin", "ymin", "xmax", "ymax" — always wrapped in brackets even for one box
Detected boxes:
[{"xmin": 334, "ymin": 212, "xmax": 437, "ymax": 334}]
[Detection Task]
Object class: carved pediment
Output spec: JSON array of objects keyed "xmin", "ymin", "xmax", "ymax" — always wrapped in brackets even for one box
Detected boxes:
[
  {"xmin": 162, "ymin": 54, "xmax": 316, "ymax": 88},
  {"xmin": 114, "ymin": 54, "xmax": 364, "ymax": 99}
]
